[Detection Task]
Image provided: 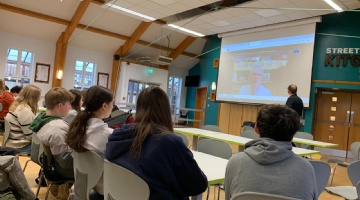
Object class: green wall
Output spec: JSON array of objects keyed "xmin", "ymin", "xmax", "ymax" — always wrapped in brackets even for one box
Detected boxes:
[
  {"xmin": 185, "ymin": 35, "xmax": 221, "ymax": 125},
  {"xmin": 186, "ymin": 11, "xmax": 360, "ymax": 131},
  {"xmin": 303, "ymin": 11, "xmax": 360, "ymax": 133}
]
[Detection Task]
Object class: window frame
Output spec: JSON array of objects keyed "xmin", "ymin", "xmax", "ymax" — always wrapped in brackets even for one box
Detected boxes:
[
  {"xmin": 126, "ymin": 80, "xmax": 160, "ymax": 104},
  {"xmin": 74, "ymin": 59, "xmax": 96, "ymax": 90},
  {"xmin": 4, "ymin": 47, "xmax": 34, "ymax": 88},
  {"xmin": 168, "ymin": 76, "xmax": 182, "ymax": 115}
]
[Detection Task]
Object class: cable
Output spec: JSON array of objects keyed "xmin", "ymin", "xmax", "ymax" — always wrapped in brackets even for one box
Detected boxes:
[{"xmin": 65, "ymin": 0, "xmax": 119, "ymax": 48}]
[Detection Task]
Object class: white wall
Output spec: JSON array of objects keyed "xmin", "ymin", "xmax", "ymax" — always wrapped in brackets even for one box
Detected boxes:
[
  {"xmin": 115, "ymin": 62, "xmax": 169, "ymax": 103},
  {"xmin": 168, "ymin": 67, "xmax": 188, "ymax": 109},
  {"xmin": 63, "ymin": 46, "xmax": 113, "ymax": 90},
  {"xmin": 0, "ymin": 31, "xmax": 113, "ymax": 98},
  {"xmin": 0, "ymin": 31, "xmax": 55, "ymax": 96}
]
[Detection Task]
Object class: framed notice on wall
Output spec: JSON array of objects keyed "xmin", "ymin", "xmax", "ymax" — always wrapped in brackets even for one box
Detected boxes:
[
  {"xmin": 97, "ymin": 72, "xmax": 109, "ymax": 88},
  {"xmin": 34, "ymin": 63, "xmax": 50, "ymax": 83}
]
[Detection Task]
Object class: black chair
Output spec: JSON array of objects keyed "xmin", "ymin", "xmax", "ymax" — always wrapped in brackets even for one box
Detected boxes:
[{"xmin": 42, "ymin": 145, "xmax": 74, "ymax": 200}]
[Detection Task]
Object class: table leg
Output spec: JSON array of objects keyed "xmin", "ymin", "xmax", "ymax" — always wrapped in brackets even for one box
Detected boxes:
[{"xmin": 192, "ymin": 136, "xmax": 198, "ymax": 151}]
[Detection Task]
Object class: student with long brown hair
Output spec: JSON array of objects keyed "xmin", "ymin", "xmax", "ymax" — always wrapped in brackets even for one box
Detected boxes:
[
  {"xmin": 66, "ymin": 85, "xmax": 114, "ymax": 195},
  {"xmin": 105, "ymin": 87, "xmax": 208, "ymax": 200},
  {"xmin": 5, "ymin": 84, "xmax": 41, "ymax": 154}
]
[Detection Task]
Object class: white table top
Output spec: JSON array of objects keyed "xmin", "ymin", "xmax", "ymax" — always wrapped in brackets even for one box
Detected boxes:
[
  {"xmin": 292, "ymin": 137, "xmax": 338, "ymax": 148},
  {"xmin": 175, "ymin": 127, "xmax": 337, "ymax": 148},
  {"xmin": 176, "ymin": 128, "xmax": 321, "ymax": 156},
  {"xmin": 192, "ymin": 151, "xmax": 228, "ymax": 185}
]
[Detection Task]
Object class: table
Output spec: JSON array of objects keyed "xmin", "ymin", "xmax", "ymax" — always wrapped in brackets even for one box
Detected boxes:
[
  {"xmin": 292, "ymin": 137, "xmax": 338, "ymax": 148},
  {"xmin": 191, "ymin": 151, "xmax": 228, "ymax": 200},
  {"xmin": 175, "ymin": 128, "xmax": 321, "ymax": 156}
]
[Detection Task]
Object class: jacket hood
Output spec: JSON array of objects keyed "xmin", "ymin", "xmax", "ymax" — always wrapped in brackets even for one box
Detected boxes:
[
  {"xmin": 106, "ymin": 124, "xmax": 136, "ymax": 160},
  {"xmin": 29, "ymin": 112, "xmax": 62, "ymax": 132},
  {"xmin": 244, "ymin": 138, "xmax": 294, "ymax": 164}
]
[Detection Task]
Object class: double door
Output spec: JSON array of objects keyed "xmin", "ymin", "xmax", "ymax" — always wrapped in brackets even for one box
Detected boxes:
[{"xmin": 313, "ymin": 90, "xmax": 360, "ymax": 156}]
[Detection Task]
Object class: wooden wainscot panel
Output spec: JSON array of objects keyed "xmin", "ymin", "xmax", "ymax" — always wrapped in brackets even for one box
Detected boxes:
[
  {"xmin": 228, "ymin": 104, "xmax": 243, "ymax": 136},
  {"xmin": 218, "ymin": 103, "xmax": 231, "ymax": 134}
]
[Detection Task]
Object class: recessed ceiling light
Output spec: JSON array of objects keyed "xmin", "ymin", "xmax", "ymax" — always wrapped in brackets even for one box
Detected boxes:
[
  {"xmin": 168, "ymin": 24, "xmax": 205, "ymax": 37},
  {"xmin": 323, "ymin": 0, "xmax": 343, "ymax": 12},
  {"xmin": 106, "ymin": 3, "xmax": 156, "ymax": 21}
]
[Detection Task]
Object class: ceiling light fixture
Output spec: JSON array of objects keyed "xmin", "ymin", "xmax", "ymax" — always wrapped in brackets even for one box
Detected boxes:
[
  {"xmin": 106, "ymin": 3, "xmax": 156, "ymax": 21},
  {"xmin": 323, "ymin": 0, "xmax": 343, "ymax": 12},
  {"xmin": 167, "ymin": 24, "xmax": 205, "ymax": 37}
]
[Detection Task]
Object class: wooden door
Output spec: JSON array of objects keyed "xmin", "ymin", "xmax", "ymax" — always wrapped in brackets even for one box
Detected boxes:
[
  {"xmin": 194, "ymin": 87, "xmax": 207, "ymax": 128},
  {"xmin": 313, "ymin": 90, "xmax": 351, "ymax": 151},
  {"xmin": 348, "ymin": 93, "xmax": 360, "ymax": 150}
]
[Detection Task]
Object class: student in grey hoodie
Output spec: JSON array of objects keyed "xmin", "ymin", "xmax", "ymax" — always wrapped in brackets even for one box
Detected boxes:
[{"xmin": 225, "ymin": 104, "xmax": 317, "ymax": 200}]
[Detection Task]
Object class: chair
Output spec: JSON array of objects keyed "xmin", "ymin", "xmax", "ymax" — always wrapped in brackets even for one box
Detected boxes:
[
  {"xmin": 174, "ymin": 132, "xmax": 189, "ymax": 147},
  {"xmin": 199, "ymin": 125, "xmax": 222, "ymax": 143},
  {"xmin": 326, "ymin": 160, "xmax": 360, "ymax": 200},
  {"xmin": 200, "ymin": 125, "xmax": 221, "ymax": 132},
  {"xmin": 308, "ymin": 160, "xmax": 331, "ymax": 197},
  {"xmin": 72, "ymin": 151, "xmax": 104, "ymax": 200},
  {"xmin": 104, "ymin": 160, "xmax": 149, "ymax": 200},
  {"xmin": 22, "ymin": 134, "xmax": 44, "ymax": 197},
  {"xmin": 198, "ymin": 139, "xmax": 232, "ymax": 200},
  {"xmin": 42, "ymin": 144, "xmax": 74, "ymax": 200},
  {"xmin": 293, "ymin": 132, "xmax": 313, "ymax": 149},
  {"xmin": 110, "ymin": 110, "xmax": 125, "ymax": 118},
  {"xmin": 231, "ymin": 192, "xmax": 299, "ymax": 200},
  {"xmin": 328, "ymin": 142, "xmax": 360, "ymax": 185},
  {"xmin": 241, "ymin": 128, "xmax": 259, "ymax": 140},
  {"xmin": 1, "ymin": 119, "xmax": 11, "ymax": 146}
]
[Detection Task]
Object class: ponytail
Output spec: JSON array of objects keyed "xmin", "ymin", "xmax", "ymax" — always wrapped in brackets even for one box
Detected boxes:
[{"xmin": 66, "ymin": 110, "xmax": 91, "ymax": 152}]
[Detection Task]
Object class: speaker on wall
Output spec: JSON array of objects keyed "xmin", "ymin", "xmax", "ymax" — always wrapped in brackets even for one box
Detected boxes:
[{"xmin": 114, "ymin": 55, "xmax": 120, "ymax": 61}]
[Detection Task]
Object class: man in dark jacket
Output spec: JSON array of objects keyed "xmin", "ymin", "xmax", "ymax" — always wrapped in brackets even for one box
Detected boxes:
[{"xmin": 286, "ymin": 84, "xmax": 304, "ymax": 117}]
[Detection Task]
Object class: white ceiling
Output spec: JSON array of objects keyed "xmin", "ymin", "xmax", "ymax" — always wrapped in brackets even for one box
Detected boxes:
[{"xmin": 0, "ymin": 0, "xmax": 359, "ymax": 70}]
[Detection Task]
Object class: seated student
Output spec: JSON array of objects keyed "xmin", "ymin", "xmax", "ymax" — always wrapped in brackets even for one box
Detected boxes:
[
  {"xmin": 5, "ymin": 84, "xmax": 41, "ymax": 154},
  {"xmin": 29, "ymin": 87, "xmax": 75, "ymax": 200},
  {"xmin": 63, "ymin": 89, "xmax": 83, "ymax": 124},
  {"xmin": 0, "ymin": 156, "xmax": 38, "ymax": 200},
  {"xmin": 225, "ymin": 105, "xmax": 317, "ymax": 200},
  {"xmin": 106, "ymin": 87, "xmax": 208, "ymax": 200},
  {"xmin": 66, "ymin": 85, "xmax": 114, "ymax": 196},
  {"xmin": 10, "ymin": 85, "xmax": 22, "ymax": 98},
  {"xmin": 0, "ymin": 79, "xmax": 15, "ymax": 131}
]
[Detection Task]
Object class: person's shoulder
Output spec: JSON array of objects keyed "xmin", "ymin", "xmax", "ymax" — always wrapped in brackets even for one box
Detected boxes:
[{"xmin": 227, "ymin": 152, "xmax": 247, "ymax": 166}]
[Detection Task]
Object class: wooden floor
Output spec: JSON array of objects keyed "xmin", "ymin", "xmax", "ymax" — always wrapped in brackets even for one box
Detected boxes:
[
  {"xmin": 18, "ymin": 154, "xmax": 352, "ymax": 200},
  {"xmin": 1, "ymin": 134, "xmax": 352, "ymax": 200}
]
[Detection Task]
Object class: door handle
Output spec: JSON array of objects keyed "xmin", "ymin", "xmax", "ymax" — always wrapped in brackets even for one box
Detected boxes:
[
  {"xmin": 350, "ymin": 111, "xmax": 355, "ymax": 124},
  {"xmin": 347, "ymin": 111, "xmax": 350, "ymax": 122}
]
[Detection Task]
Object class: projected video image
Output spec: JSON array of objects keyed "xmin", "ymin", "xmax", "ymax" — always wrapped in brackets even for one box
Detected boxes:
[{"xmin": 216, "ymin": 28, "xmax": 315, "ymax": 106}]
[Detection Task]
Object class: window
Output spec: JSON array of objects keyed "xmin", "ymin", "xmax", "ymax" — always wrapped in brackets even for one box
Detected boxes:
[
  {"xmin": 5, "ymin": 48, "xmax": 33, "ymax": 88},
  {"xmin": 127, "ymin": 80, "xmax": 160, "ymax": 104},
  {"xmin": 74, "ymin": 60, "xmax": 96, "ymax": 90},
  {"xmin": 168, "ymin": 77, "xmax": 182, "ymax": 114}
]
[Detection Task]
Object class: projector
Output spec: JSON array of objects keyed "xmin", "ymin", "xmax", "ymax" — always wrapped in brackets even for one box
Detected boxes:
[{"xmin": 151, "ymin": 55, "xmax": 173, "ymax": 65}]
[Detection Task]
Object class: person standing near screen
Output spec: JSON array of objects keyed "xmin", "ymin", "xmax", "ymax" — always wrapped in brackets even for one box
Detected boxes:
[
  {"xmin": 286, "ymin": 84, "xmax": 303, "ymax": 117},
  {"xmin": 239, "ymin": 65, "xmax": 272, "ymax": 96}
]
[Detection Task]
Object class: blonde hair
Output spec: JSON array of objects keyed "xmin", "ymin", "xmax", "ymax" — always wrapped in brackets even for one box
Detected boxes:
[
  {"xmin": 10, "ymin": 84, "xmax": 41, "ymax": 114},
  {"xmin": 45, "ymin": 87, "xmax": 75, "ymax": 110}
]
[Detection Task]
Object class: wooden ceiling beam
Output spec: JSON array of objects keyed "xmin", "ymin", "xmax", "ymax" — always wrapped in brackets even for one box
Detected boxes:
[
  {"xmin": 0, "ymin": 3, "xmax": 197, "ymax": 58},
  {"xmin": 63, "ymin": 0, "xmax": 91, "ymax": 43},
  {"xmin": 52, "ymin": 0, "xmax": 90, "ymax": 87},
  {"xmin": 168, "ymin": 36, "xmax": 196, "ymax": 60},
  {"xmin": 118, "ymin": 21, "xmax": 152, "ymax": 57}
]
